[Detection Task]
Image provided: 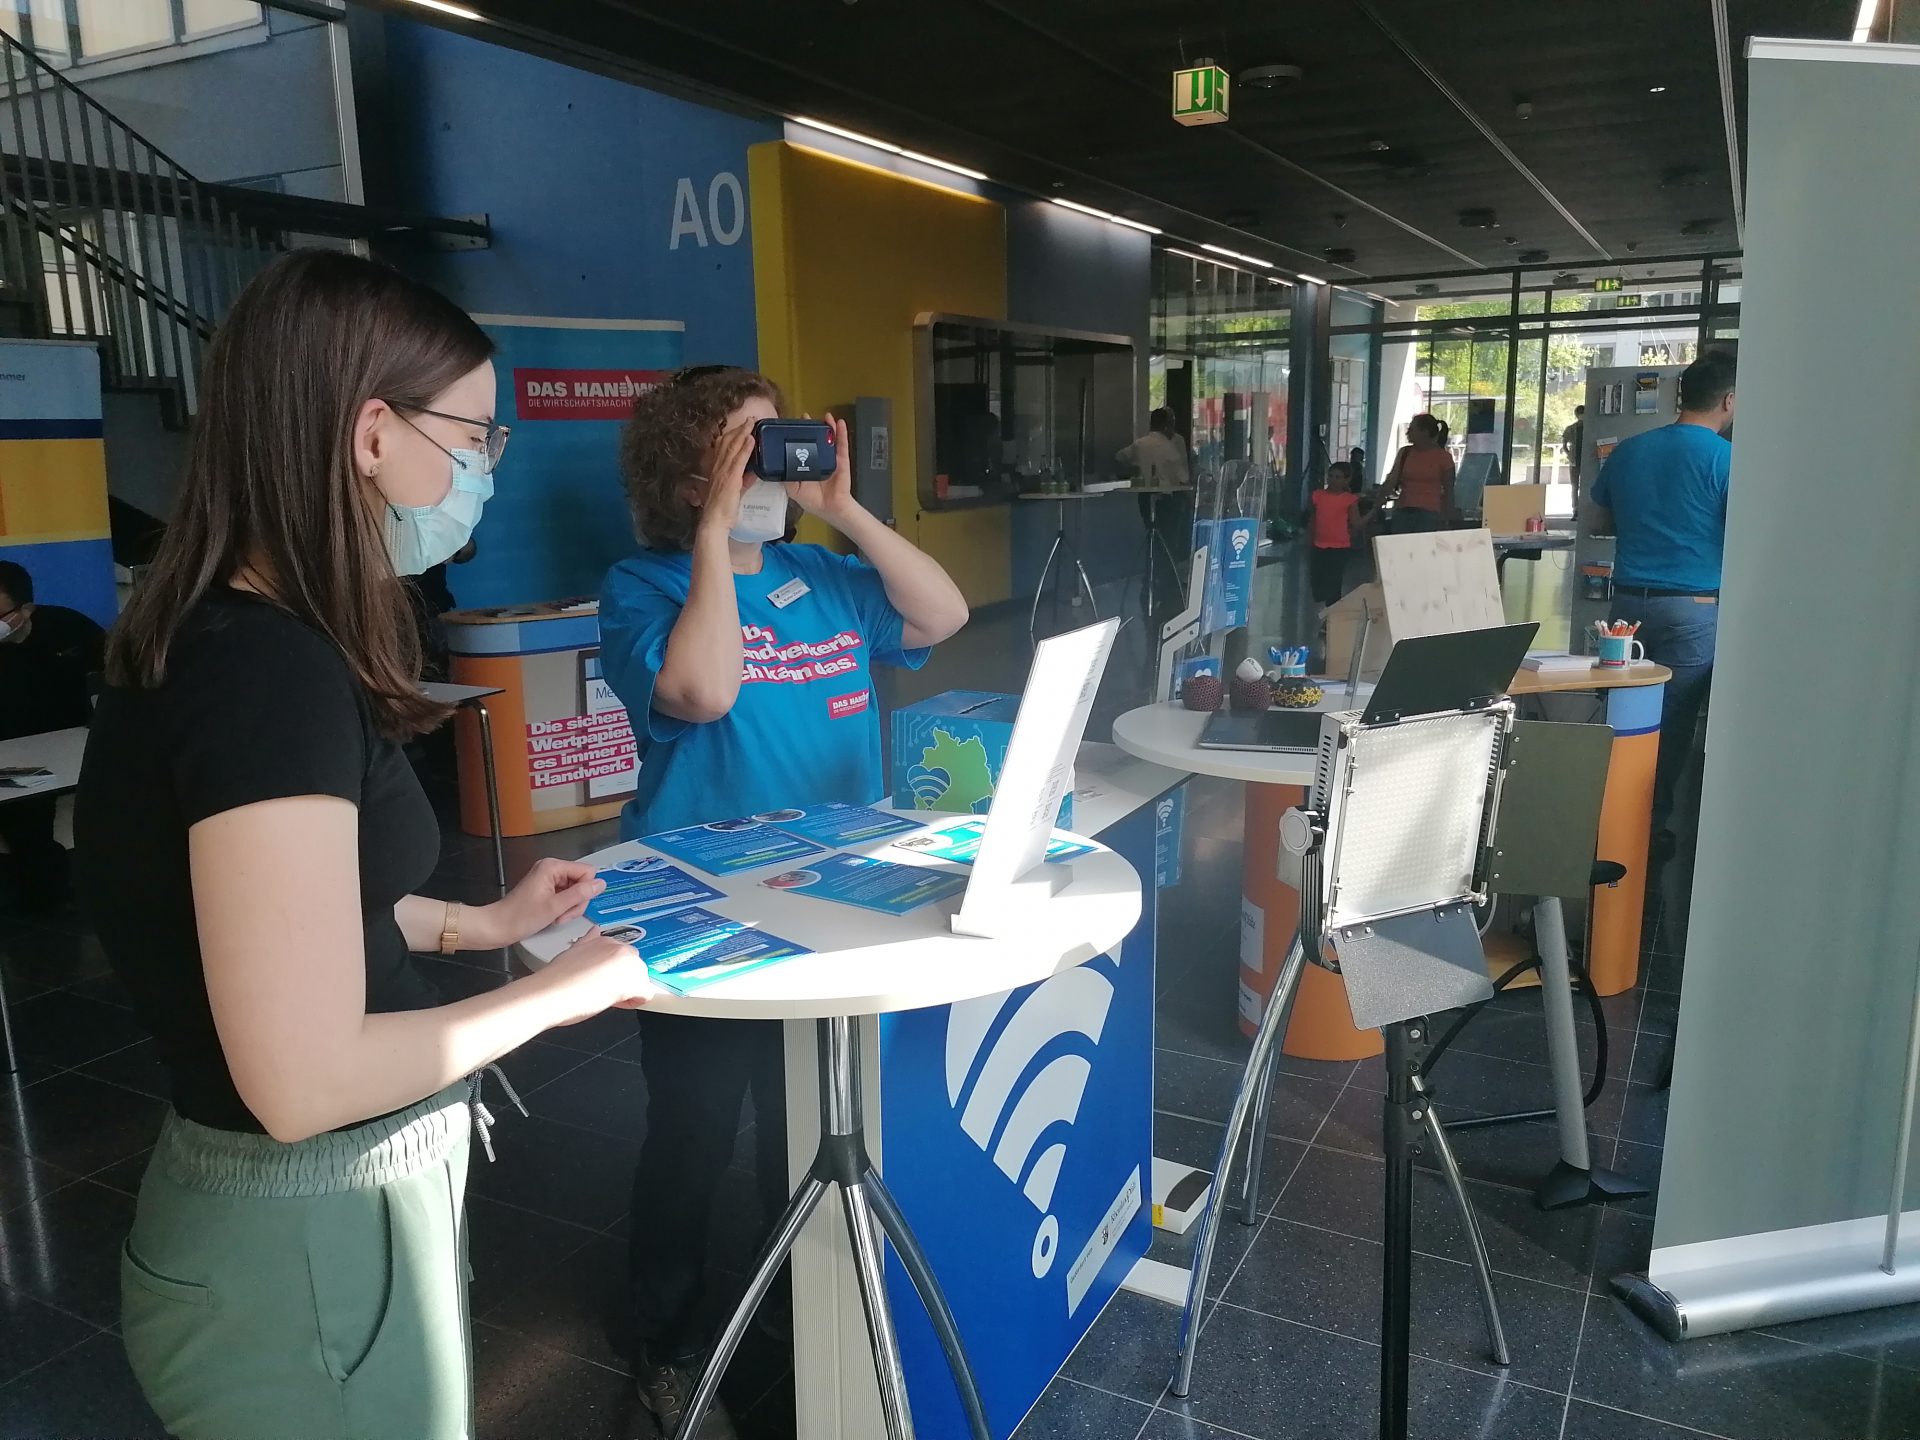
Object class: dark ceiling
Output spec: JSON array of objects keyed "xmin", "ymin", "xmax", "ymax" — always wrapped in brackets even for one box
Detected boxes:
[{"xmin": 424, "ymin": 0, "xmax": 1861, "ymax": 284}]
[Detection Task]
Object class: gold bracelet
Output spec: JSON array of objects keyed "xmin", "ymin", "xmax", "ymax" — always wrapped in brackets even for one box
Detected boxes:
[{"xmin": 439, "ymin": 901, "xmax": 461, "ymax": 956}]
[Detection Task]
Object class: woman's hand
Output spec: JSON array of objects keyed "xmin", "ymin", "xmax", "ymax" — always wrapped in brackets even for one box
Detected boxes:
[
  {"xmin": 784, "ymin": 413, "xmax": 859, "ymax": 527},
  {"xmin": 695, "ymin": 423, "xmax": 758, "ymax": 542},
  {"xmin": 538, "ymin": 928, "xmax": 656, "ymax": 1023},
  {"xmin": 473, "ymin": 857, "xmax": 604, "ymax": 948}
]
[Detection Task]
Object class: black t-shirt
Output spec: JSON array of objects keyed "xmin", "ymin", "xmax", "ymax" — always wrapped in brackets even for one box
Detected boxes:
[
  {"xmin": 74, "ymin": 589, "xmax": 440, "ymax": 1133},
  {"xmin": 0, "ymin": 603, "xmax": 105, "ymax": 740}
]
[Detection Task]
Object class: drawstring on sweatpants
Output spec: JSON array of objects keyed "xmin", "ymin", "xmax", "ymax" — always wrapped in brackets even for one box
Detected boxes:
[{"xmin": 468, "ymin": 1065, "xmax": 528, "ymax": 1163}]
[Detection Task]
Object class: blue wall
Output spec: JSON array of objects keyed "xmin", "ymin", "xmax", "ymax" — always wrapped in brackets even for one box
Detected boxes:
[{"xmin": 383, "ymin": 22, "xmax": 778, "ymax": 604}]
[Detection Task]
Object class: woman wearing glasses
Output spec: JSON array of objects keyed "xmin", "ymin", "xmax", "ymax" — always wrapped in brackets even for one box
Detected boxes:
[{"xmin": 74, "ymin": 250, "xmax": 654, "ymax": 1440}]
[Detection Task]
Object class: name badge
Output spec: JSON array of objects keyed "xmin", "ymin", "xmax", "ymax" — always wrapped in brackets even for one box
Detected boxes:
[{"xmin": 768, "ymin": 578, "xmax": 811, "ymax": 609}]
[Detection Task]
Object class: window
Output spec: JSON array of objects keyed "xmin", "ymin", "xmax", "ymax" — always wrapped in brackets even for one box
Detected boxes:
[{"xmin": 5, "ymin": 0, "xmax": 261, "ymax": 66}]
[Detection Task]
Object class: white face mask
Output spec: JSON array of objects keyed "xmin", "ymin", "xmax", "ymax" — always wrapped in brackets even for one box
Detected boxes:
[
  {"xmin": 382, "ymin": 448, "xmax": 493, "ymax": 575},
  {"xmin": 729, "ymin": 478, "xmax": 788, "ymax": 545},
  {"xmin": 0, "ymin": 618, "xmax": 14, "ymax": 642}
]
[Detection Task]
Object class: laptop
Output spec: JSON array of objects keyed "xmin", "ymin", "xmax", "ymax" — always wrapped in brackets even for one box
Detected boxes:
[{"xmin": 1197, "ymin": 708, "xmax": 1325, "ymax": 753}]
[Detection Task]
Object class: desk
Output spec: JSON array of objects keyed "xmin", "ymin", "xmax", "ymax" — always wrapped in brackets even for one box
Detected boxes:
[
  {"xmin": 522, "ymin": 816, "xmax": 1144, "ymax": 1440},
  {"xmin": 1016, "ymin": 491, "xmax": 1121, "ymax": 644},
  {"xmin": 1113, "ymin": 693, "xmax": 1384, "ymax": 1062},
  {"xmin": 421, "ymin": 680, "xmax": 507, "ymax": 895},
  {"xmin": 0, "ymin": 727, "xmax": 87, "ymax": 1074}
]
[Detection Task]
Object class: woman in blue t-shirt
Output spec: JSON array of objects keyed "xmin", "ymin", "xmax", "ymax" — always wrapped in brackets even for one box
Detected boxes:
[{"xmin": 599, "ymin": 365, "xmax": 967, "ymax": 1431}]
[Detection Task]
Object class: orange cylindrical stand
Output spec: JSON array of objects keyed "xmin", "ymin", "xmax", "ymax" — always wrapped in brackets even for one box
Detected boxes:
[
  {"xmin": 1588, "ymin": 726, "xmax": 1659, "ymax": 996},
  {"xmin": 1239, "ymin": 781, "xmax": 1382, "ymax": 1061}
]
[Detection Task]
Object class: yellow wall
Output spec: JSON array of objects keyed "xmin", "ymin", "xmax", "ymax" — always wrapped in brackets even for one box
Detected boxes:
[{"xmin": 749, "ymin": 140, "xmax": 1011, "ymax": 606}]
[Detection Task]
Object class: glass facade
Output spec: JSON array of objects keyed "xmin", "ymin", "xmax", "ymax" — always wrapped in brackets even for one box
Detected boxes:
[{"xmin": 3, "ymin": 0, "xmax": 262, "ymax": 66}]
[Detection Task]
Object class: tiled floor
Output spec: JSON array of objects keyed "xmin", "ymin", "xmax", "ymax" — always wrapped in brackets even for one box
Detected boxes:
[{"xmin": 6, "ymin": 560, "xmax": 1918, "ymax": 1439}]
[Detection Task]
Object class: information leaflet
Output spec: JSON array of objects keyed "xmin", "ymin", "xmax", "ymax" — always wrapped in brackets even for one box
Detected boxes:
[
  {"xmin": 599, "ymin": 907, "xmax": 810, "ymax": 994},
  {"xmin": 584, "ymin": 857, "xmax": 723, "ymax": 924},
  {"xmin": 894, "ymin": 820, "xmax": 1093, "ymax": 866},
  {"xmin": 758, "ymin": 853, "xmax": 966, "ymax": 915},
  {"xmin": 747, "ymin": 802, "xmax": 922, "ymax": 847},
  {"xmin": 642, "ymin": 820, "xmax": 827, "ymax": 876}
]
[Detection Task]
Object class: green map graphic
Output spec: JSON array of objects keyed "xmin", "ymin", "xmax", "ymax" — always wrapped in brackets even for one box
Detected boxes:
[{"xmin": 912, "ymin": 728, "xmax": 996, "ymax": 813}]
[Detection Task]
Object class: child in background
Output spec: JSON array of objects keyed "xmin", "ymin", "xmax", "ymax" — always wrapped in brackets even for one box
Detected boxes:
[{"xmin": 1304, "ymin": 460, "xmax": 1365, "ymax": 610}]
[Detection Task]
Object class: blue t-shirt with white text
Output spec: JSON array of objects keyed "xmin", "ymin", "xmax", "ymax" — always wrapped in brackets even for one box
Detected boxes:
[
  {"xmin": 1591, "ymin": 422, "xmax": 1732, "ymax": 592},
  {"xmin": 598, "ymin": 543, "xmax": 928, "ymax": 838}
]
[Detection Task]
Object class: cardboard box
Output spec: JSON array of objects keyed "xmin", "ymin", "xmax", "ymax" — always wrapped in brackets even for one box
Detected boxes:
[
  {"xmin": 1323, "ymin": 582, "xmax": 1393, "ymax": 682},
  {"xmin": 891, "ymin": 690, "xmax": 1072, "ymax": 828}
]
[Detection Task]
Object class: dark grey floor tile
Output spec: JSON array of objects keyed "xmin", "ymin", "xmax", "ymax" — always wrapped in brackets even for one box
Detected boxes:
[
  {"xmin": 1165, "ymin": 1300, "xmax": 1567, "ymax": 1439},
  {"xmin": 64, "ymin": 969, "xmax": 134, "ymax": 1010},
  {"xmin": 1561, "ymin": 1399, "xmax": 1729, "ymax": 1438},
  {"xmin": 0, "ymin": 922, "xmax": 114, "ymax": 992},
  {"xmin": 0, "ymin": 1178, "xmax": 134, "ymax": 1326},
  {"xmin": 1156, "ymin": 1048, "xmax": 1344, "ymax": 1146},
  {"xmin": 1143, "ymin": 1205, "xmax": 1264, "ymax": 1298},
  {"xmin": 467, "ymin": 1115, "xmax": 637, "ymax": 1230},
  {"xmin": 0, "ymin": 1071, "xmax": 165, "ymax": 1176},
  {"xmin": 1060, "ymin": 1288, "xmax": 1182, "ymax": 1405},
  {"xmin": 470, "ymin": 1321, "xmax": 649, "ymax": 1440},
  {"xmin": 1153, "ymin": 1111, "xmax": 1308, "ymax": 1207},
  {"xmin": 1613, "ymin": 1082, "xmax": 1669, "ymax": 1151},
  {"xmin": 544, "ymin": 1004, "xmax": 647, "ymax": 1056},
  {"xmin": 1155, "ymin": 993, "xmax": 1255, "ymax": 1069},
  {"xmin": 1574, "ymin": 1293, "xmax": 1920, "ymax": 1439},
  {"xmin": 0, "ymin": 1141, "xmax": 74, "ymax": 1217},
  {"xmin": 1756, "ymin": 1301, "xmax": 1920, "ymax": 1376},
  {"xmin": 0, "ymin": 1281, "xmax": 97, "ymax": 1386},
  {"xmin": 735, "ymin": 1366, "xmax": 796, "ymax": 1440},
  {"xmin": 4, "ymin": 989, "xmax": 150, "ymax": 1069},
  {"xmin": 1135, "ymin": 1410, "xmax": 1250, "ymax": 1440},
  {"xmin": 88, "ymin": 1148, "xmax": 151, "ymax": 1198},
  {"xmin": 466, "ymin": 1193, "xmax": 605, "ymax": 1317},
  {"xmin": 1637, "ymin": 990, "xmax": 1681, "ymax": 1038},
  {"xmin": 1607, "ymin": 1141, "xmax": 1663, "ymax": 1218},
  {"xmin": 1013, "ymin": 1375, "xmax": 1154, "ymax": 1439},
  {"xmin": 415, "ymin": 953, "xmax": 513, "ymax": 1001},
  {"xmin": 1643, "ymin": 950, "xmax": 1685, "ymax": 996},
  {"xmin": 478, "ymin": 1231, "xmax": 629, "ymax": 1371},
  {"xmin": 0, "ymin": 1330, "xmax": 164, "ymax": 1439},
  {"xmin": 1220, "ymin": 1218, "xmax": 1588, "ymax": 1392},
  {"xmin": 76, "ymin": 1038, "xmax": 170, "ymax": 1101},
  {"xmin": 1589, "ymin": 1210, "xmax": 1654, "ymax": 1294},
  {"xmin": 525, "ymin": 1053, "xmax": 653, "ymax": 1142},
  {"xmin": 492, "ymin": 1036, "xmax": 595, "ymax": 1099}
]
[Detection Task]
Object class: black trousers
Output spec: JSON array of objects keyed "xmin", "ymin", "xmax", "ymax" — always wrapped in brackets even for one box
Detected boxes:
[
  {"xmin": 1308, "ymin": 546, "xmax": 1352, "ymax": 608},
  {"xmin": 0, "ymin": 795, "xmax": 68, "ymax": 909},
  {"xmin": 627, "ymin": 1012, "xmax": 789, "ymax": 1361}
]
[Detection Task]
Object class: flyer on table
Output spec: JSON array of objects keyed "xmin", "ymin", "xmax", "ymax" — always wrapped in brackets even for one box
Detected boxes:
[
  {"xmin": 894, "ymin": 819, "xmax": 1094, "ymax": 866},
  {"xmin": 642, "ymin": 819, "xmax": 828, "ymax": 876},
  {"xmin": 750, "ymin": 802, "xmax": 923, "ymax": 847},
  {"xmin": 585, "ymin": 856, "xmax": 724, "ymax": 923},
  {"xmin": 600, "ymin": 907, "xmax": 811, "ymax": 994},
  {"xmin": 759, "ymin": 853, "xmax": 967, "ymax": 916}
]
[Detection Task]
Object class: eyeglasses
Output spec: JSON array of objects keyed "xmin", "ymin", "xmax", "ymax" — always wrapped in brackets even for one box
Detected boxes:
[{"xmin": 389, "ymin": 404, "xmax": 511, "ymax": 474}]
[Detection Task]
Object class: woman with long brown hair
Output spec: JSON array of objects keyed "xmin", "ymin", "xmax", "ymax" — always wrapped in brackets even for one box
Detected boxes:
[{"xmin": 74, "ymin": 250, "xmax": 653, "ymax": 1439}]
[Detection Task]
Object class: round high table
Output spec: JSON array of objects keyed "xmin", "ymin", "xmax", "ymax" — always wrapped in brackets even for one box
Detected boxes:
[
  {"xmin": 521, "ymin": 833, "xmax": 1141, "ymax": 1440},
  {"xmin": 1112, "ymin": 696, "xmax": 1379, "ymax": 1061}
]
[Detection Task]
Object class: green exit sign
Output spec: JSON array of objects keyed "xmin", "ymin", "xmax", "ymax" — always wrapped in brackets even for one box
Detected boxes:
[
  {"xmin": 1173, "ymin": 65, "xmax": 1230, "ymax": 126},
  {"xmin": 1593, "ymin": 276, "xmax": 1622, "ymax": 292},
  {"xmin": 1614, "ymin": 293, "xmax": 1644, "ymax": 308}
]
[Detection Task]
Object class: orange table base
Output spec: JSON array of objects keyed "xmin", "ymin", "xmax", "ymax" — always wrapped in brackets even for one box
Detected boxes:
[{"xmin": 1238, "ymin": 781, "xmax": 1383, "ymax": 1061}]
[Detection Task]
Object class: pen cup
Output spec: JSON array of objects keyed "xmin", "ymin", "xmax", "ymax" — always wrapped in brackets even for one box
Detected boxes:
[{"xmin": 1596, "ymin": 633, "xmax": 1645, "ymax": 668}]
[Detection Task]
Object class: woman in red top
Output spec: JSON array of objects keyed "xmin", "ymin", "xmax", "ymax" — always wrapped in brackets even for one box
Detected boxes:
[
  {"xmin": 1304, "ymin": 460, "xmax": 1365, "ymax": 608},
  {"xmin": 1383, "ymin": 413, "xmax": 1456, "ymax": 532}
]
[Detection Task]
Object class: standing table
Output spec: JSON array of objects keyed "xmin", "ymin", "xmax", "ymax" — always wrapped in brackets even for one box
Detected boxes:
[
  {"xmin": 0, "ymin": 726, "xmax": 87, "ymax": 1074},
  {"xmin": 1016, "ymin": 491, "xmax": 1120, "ymax": 645},
  {"xmin": 421, "ymin": 680, "xmax": 508, "ymax": 895},
  {"xmin": 521, "ymin": 825, "xmax": 1142, "ymax": 1440},
  {"xmin": 1127, "ymin": 483, "xmax": 1193, "ymax": 630}
]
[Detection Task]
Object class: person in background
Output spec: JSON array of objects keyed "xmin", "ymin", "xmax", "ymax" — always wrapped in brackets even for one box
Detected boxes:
[
  {"xmin": 601, "ymin": 366, "xmax": 968, "ymax": 1436},
  {"xmin": 1381, "ymin": 413, "xmax": 1456, "ymax": 532},
  {"xmin": 1302, "ymin": 461, "xmax": 1364, "ymax": 611},
  {"xmin": 1591, "ymin": 350, "xmax": 1736, "ymax": 853},
  {"xmin": 1120, "ymin": 408, "xmax": 1194, "ymax": 616},
  {"xmin": 1348, "ymin": 445, "xmax": 1368, "ymax": 491},
  {"xmin": 1562, "ymin": 404, "xmax": 1587, "ymax": 488},
  {"xmin": 1117, "ymin": 406, "xmax": 1191, "ymax": 489},
  {"xmin": 0, "ymin": 558, "xmax": 104, "ymax": 913},
  {"xmin": 73, "ymin": 251, "xmax": 654, "ymax": 1440}
]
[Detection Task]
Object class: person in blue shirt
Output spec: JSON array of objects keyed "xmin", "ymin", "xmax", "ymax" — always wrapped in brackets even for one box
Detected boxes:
[
  {"xmin": 599, "ymin": 365, "xmax": 968, "ymax": 1433},
  {"xmin": 1591, "ymin": 349, "xmax": 1736, "ymax": 848}
]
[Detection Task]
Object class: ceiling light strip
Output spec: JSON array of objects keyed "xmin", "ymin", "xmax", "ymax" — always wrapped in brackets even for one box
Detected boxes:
[
  {"xmin": 1710, "ymin": 0, "xmax": 1745, "ymax": 245},
  {"xmin": 1200, "ymin": 242, "xmax": 1273, "ymax": 269},
  {"xmin": 1353, "ymin": 0, "xmax": 1610, "ymax": 261},
  {"xmin": 402, "ymin": 0, "xmax": 485, "ymax": 19},
  {"xmin": 1048, "ymin": 197, "xmax": 1161, "ymax": 235},
  {"xmin": 1853, "ymin": 0, "xmax": 1880, "ymax": 42},
  {"xmin": 794, "ymin": 117, "xmax": 986, "ymax": 183}
]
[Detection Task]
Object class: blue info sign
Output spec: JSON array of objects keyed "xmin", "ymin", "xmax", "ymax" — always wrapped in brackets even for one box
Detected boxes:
[{"xmin": 878, "ymin": 806, "xmax": 1156, "ymax": 1437}]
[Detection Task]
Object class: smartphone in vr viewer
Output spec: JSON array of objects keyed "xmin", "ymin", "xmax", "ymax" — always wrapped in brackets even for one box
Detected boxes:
[{"xmin": 749, "ymin": 419, "xmax": 836, "ymax": 483}]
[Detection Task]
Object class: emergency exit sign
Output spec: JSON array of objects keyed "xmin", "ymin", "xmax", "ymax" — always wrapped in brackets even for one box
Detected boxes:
[
  {"xmin": 1173, "ymin": 65, "xmax": 1230, "ymax": 126},
  {"xmin": 1593, "ymin": 276, "xmax": 1623, "ymax": 292},
  {"xmin": 1613, "ymin": 293, "xmax": 1644, "ymax": 308}
]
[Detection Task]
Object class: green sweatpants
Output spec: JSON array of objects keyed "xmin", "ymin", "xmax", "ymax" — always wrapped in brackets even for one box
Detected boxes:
[{"xmin": 121, "ymin": 1083, "xmax": 475, "ymax": 1440}]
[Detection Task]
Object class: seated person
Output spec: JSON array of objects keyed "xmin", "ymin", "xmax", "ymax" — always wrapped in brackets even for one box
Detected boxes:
[
  {"xmin": 0, "ymin": 559, "xmax": 105, "ymax": 912},
  {"xmin": 597, "ymin": 366, "xmax": 968, "ymax": 1434}
]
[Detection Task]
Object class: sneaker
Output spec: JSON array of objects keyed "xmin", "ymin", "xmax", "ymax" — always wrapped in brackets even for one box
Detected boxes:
[{"xmin": 634, "ymin": 1351, "xmax": 737, "ymax": 1439}]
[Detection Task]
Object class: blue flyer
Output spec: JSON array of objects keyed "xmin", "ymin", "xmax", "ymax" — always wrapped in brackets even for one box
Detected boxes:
[
  {"xmin": 760, "ymin": 853, "xmax": 967, "ymax": 916},
  {"xmin": 891, "ymin": 819, "xmax": 1093, "ymax": 866},
  {"xmin": 642, "ymin": 819, "xmax": 828, "ymax": 876},
  {"xmin": 599, "ymin": 907, "xmax": 810, "ymax": 994},
  {"xmin": 585, "ymin": 856, "xmax": 723, "ymax": 924},
  {"xmin": 752, "ymin": 802, "xmax": 923, "ymax": 847}
]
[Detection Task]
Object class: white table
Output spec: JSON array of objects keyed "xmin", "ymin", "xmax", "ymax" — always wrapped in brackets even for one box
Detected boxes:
[
  {"xmin": 522, "ymin": 825, "xmax": 1141, "ymax": 1440},
  {"xmin": 421, "ymin": 681, "xmax": 506, "ymax": 894},
  {"xmin": 0, "ymin": 727, "xmax": 88, "ymax": 1074}
]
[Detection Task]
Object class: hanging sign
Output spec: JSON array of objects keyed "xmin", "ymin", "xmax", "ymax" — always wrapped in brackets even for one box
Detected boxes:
[{"xmin": 1173, "ymin": 64, "xmax": 1231, "ymax": 126}]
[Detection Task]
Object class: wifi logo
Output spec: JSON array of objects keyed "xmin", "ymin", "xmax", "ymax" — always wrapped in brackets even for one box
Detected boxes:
[
  {"xmin": 794, "ymin": 446, "xmax": 812, "ymax": 472},
  {"xmin": 1230, "ymin": 526, "xmax": 1250, "ymax": 557},
  {"xmin": 944, "ymin": 961, "xmax": 1116, "ymax": 1287}
]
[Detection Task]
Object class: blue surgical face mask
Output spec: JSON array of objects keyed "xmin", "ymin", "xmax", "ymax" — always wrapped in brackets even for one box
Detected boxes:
[{"xmin": 383, "ymin": 448, "xmax": 492, "ymax": 575}]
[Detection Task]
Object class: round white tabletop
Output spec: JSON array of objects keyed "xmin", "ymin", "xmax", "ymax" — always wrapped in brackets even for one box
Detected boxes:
[
  {"xmin": 519, "ymin": 832, "xmax": 1142, "ymax": 1021},
  {"xmin": 1110, "ymin": 688, "xmax": 1372, "ymax": 786}
]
